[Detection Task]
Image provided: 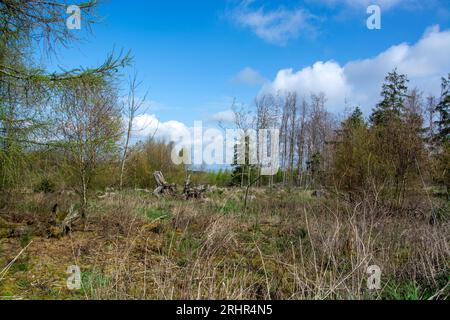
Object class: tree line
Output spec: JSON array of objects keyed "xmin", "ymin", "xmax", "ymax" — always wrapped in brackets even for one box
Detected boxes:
[{"xmin": 230, "ymin": 69, "xmax": 449, "ymax": 206}]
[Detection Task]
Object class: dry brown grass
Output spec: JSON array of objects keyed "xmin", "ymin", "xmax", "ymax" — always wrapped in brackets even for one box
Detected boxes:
[{"xmin": 0, "ymin": 188, "xmax": 448, "ymax": 300}]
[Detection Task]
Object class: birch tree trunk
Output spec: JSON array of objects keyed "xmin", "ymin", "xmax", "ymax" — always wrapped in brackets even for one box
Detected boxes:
[{"xmin": 119, "ymin": 73, "xmax": 148, "ymax": 191}]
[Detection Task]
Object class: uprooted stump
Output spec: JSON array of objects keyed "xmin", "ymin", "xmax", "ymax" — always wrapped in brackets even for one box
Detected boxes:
[
  {"xmin": 153, "ymin": 171, "xmax": 177, "ymax": 198},
  {"xmin": 183, "ymin": 175, "xmax": 207, "ymax": 200},
  {"xmin": 61, "ymin": 205, "xmax": 81, "ymax": 234}
]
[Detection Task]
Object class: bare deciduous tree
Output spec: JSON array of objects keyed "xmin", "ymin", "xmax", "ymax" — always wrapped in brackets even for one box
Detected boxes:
[
  {"xmin": 119, "ymin": 72, "xmax": 148, "ymax": 190},
  {"xmin": 232, "ymin": 100, "xmax": 252, "ymax": 188},
  {"xmin": 54, "ymin": 79, "xmax": 122, "ymax": 217}
]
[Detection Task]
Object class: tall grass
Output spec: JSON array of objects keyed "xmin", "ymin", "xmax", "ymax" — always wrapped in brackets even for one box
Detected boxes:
[{"xmin": 0, "ymin": 188, "xmax": 448, "ymax": 300}]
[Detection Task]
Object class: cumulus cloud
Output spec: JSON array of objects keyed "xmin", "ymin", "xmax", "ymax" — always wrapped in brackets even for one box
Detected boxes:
[
  {"xmin": 262, "ymin": 61, "xmax": 351, "ymax": 109},
  {"xmin": 345, "ymin": 25, "xmax": 450, "ymax": 108},
  {"xmin": 132, "ymin": 114, "xmax": 227, "ymax": 165},
  {"xmin": 261, "ymin": 26, "xmax": 450, "ymax": 112},
  {"xmin": 233, "ymin": 67, "xmax": 267, "ymax": 86},
  {"xmin": 132, "ymin": 114, "xmax": 191, "ymax": 142},
  {"xmin": 228, "ymin": 0, "xmax": 315, "ymax": 45},
  {"xmin": 210, "ymin": 110, "xmax": 236, "ymax": 123}
]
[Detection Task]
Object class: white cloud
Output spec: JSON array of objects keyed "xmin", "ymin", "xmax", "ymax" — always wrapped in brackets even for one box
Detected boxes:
[
  {"xmin": 262, "ymin": 61, "xmax": 351, "ymax": 109},
  {"xmin": 132, "ymin": 114, "xmax": 191, "ymax": 142},
  {"xmin": 313, "ymin": 0, "xmax": 406, "ymax": 9},
  {"xmin": 228, "ymin": 0, "xmax": 314, "ymax": 45},
  {"xmin": 233, "ymin": 67, "xmax": 267, "ymax": 86},
  {"xmin": 345, "ymin": 25, "xmax": 450, "ymax": 108},
  {"xmin": 309, "ymin": 0, "xmax": 427, "ymax": 11},
  {"xmin": 211, "ymin": 110, "xmax": 236, "ymax": 123},
  {"xmin": 132, "ymin": 114, "xmax": 227, "ymax": 165},
  {"xmin": 228, "ymin": 0, "xmax": 444, "ymax": 46},
  {"xmin": 261, "ymin": 26, "xmax": 450, "ymax": 112}
]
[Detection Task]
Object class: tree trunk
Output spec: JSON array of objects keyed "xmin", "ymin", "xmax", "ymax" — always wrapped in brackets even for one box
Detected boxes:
[
  {"xmin": 81, "ymin": 174, "xmax": 88, "ymax": 219},
  {"xmin": 119, "ymin": 120, "xmax": 132, "ymax": 191}
]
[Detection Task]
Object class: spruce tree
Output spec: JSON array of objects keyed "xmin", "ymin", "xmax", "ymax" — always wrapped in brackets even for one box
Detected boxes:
[
  {"xmin": 370, "ymin": 68, "xmax": 409, "ymax": 126},
  {"xmin": 435, "ymin": 74, "xmax": 450, "ymax": 143},
  {"xmin": 433, "ymin": 74, "xmax": 450, "ymax": 198}
]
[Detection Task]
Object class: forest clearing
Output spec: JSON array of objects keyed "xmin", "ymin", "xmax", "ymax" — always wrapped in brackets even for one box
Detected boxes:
[
  {"xmin": 0, "ymin": 184, "xmax": 448, "ymax": 300},
  {"xmin": 0, "ymin": 1, "xmax": 449, "ymax": 301}
]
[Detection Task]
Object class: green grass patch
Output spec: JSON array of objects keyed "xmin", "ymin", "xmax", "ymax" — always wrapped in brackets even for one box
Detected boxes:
[
  {"xmin": 220, "ymin": 199, "xmax": 241, "ymax": 215},
  {"xmin": 139, "ymin": 207, "xmax": 171, "ymax": 221},
  {"xmin": 19, "ymin": 230, "xmax": 33, "ymax": 248},
  {"xmin": 383, "ymin": 280, "xmax": 428, "ymax": 300},
  {"xmin": 81, "ymin": 270, "xmax": 111, "ymax": 295},
  {"xmin": 9, "ymin": 255, "xmax": 30, "ymax": 273}
]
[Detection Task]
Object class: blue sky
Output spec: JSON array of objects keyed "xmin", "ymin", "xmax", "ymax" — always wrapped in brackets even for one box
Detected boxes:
[{"xmin": 46, "ymin": 0, "xmax": 450, "ymax": 138}]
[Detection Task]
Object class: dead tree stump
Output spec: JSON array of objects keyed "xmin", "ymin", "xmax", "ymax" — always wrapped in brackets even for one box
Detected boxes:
[
  {"xmin": 153, "ymin": 171, "xmax": 176, "ymax": 198},
  {"xmin": 61, "ymin": 205, "xmax": 81, "ymax": 234},
  {"xmin": 183, "ymin": 175, "xmax": 207, "ymax": 200}
]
